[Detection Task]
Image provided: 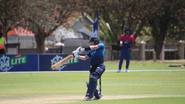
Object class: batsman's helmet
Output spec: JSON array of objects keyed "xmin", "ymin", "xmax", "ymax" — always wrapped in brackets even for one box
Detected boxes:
[{"xmin": 89, "ymin": 37, "xmax": 100, "ymax": 45}]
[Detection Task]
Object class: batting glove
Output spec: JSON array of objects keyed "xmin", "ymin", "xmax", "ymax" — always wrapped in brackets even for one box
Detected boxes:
[
  {"xmin": 76, "ymin": 46, "xmax": 85, "ymax": 53},
  {"xmin": 72, "ymin": 50, "xmax": 79, "ymax": 58}
]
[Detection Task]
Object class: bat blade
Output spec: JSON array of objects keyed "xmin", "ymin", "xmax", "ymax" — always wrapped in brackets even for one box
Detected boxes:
[{"xmin": 51, "ymin": 54, "xmax": 74, "ymax": 70}]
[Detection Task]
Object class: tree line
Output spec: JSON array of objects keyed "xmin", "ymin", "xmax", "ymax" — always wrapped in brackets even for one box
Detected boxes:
[{"xmin": 0, "ymin": 0, "xmax": 184, "ymax": 59}]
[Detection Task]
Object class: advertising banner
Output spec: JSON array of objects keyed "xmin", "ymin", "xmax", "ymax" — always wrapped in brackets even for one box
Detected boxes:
[
  {"xmin": 0, "ymin": 54, "xmax": 90, "ymax": 72},
  {"xmin": 39, "ymin": 54, "xmax": 90, "ymax": 71},
  {"xmin": 0, "ymin": 55, "xmax": 38, "ymax": 72}
]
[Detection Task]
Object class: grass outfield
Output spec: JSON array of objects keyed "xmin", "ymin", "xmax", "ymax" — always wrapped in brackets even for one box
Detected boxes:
[{"xmin": 0, "ymin": 61, "xmax": 185, "ymax": 104}]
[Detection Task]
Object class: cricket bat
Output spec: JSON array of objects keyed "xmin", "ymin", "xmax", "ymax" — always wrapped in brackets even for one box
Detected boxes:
[{"xmin": 51, "ymin": 54, "xmax": 74, "ymax": 70}]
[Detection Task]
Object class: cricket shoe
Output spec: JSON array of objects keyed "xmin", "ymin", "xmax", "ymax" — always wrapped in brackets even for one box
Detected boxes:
[
  {"xmin": 94, "ymin": 90, "xmax": 102, "ymax": 100},
  {"xmin": 117, "ymin": 70, "xmax": 122, "ymax": 73},
  {"xmin": 83, "ymin": 96, "xmax": 93, "ymax": 101},
  {"xmin": 125, "ymin": 69, "xmax": 129, "ymax": 72},
  {"xmin": 94, "ymin": 94, "xmax": 103, "ymax": 100}
]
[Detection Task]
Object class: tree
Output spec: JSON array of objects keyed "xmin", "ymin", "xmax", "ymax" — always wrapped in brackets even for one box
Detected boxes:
[
  {"xmin": 82, "ymin": 0, "xmax": 185, "ymax": 59},
  {"xmin": 0, "ymin": 0, "xmax": 81, "ymax": 53},
  {"xmin": 1, "ymin": 0, "xmax": 184, "ymax": 56},
  {"xmin": 0, "ymin": 0, "xmax": 25, "ymax": 36},
  {"xmin": 148, "ymin": 0, "xmax": 185, "ymax": 59}
]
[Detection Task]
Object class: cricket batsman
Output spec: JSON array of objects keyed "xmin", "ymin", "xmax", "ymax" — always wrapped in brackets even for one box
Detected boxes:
[
  {"xmin": 118, "ymin": 28, "xmax": 136, "ymax": 73},
  {"xmin": 73, "ymin": 37, "xmax": 105, "ymax": 101}
]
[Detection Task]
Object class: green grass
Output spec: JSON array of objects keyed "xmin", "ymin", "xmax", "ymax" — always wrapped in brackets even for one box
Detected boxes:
[
  {"xmin": 0, "ymin": 61, "xmax": 185, "ymax": 104},
  {"xmin": 75, "ymin": 98, "xmax": 185, "ymax": 104},
  {"xmin": 105, "ymin": 60, "xmax": 184, "ymax": 70}
]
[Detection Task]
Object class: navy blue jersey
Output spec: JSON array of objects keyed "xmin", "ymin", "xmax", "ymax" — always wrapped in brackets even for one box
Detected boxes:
[{"xmin": 87, "ymin": 42, "xmax": 105, "ymax": 66}]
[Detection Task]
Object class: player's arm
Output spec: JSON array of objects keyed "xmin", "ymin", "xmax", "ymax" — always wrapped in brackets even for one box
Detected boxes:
[
  {"xmin": 120, "ymin": 41, "xmax": 123, "ymax": 46},
  {"xmin": 130, "ymin": 34, "xmax": 136, "ymax": 44},
  {"xmin": 72, "ymin": 47, "xmax": 89, "ymax": 60},
  {"xmin": 78, "ymin": 55, "xmax": 89, "ymax": 60},
  {"xmin": 73, "ymin": 45, "xmax": 97, "ymax": 60},
  {"xmin": 73, "ymin": 52, "xmax": 89, "ymax": 61},
  {"xmin": 81, "ymin": 44, "xmax": 101, "ymax": 51},
  {"xmin": 89, "ymin": 45, "xmax": 99, "ymax": 50},
  {"xmin": 119, "ymin": 35, "xmax": 124, "ymax": 46}
]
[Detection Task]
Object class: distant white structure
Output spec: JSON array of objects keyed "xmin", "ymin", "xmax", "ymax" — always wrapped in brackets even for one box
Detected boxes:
[
  {"xmin": 45, "ymin": 12, "xmax": 93, "ymax": 49},
  {"xmin": 53, "ymin": 26, "xmax": 83, "ymax": 40},
  {"xmin": 7, "ymin": 27, "xmax": 36, "ymax": 49}
]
